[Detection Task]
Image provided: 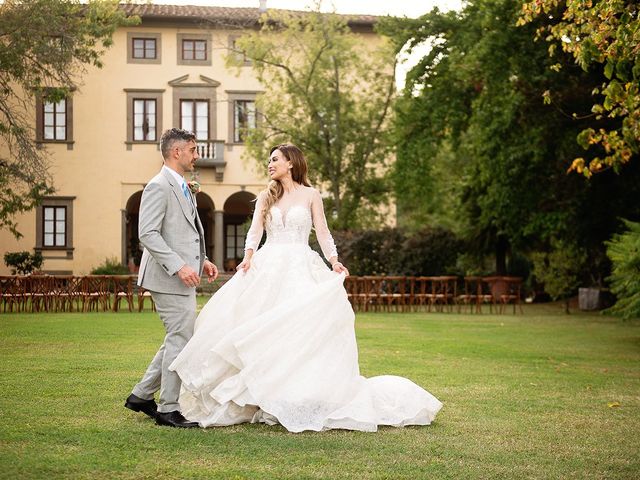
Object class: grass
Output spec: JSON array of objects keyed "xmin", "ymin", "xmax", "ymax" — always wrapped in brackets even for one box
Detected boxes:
[{"xmin": 0, "ymin": 304, "xmax": 639, "ymax": 479}]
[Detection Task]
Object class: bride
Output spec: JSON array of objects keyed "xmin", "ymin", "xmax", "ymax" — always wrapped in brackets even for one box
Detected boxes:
[{"xmin": 169, "ymin": 143, "xmax": 442, "ymax": 432}]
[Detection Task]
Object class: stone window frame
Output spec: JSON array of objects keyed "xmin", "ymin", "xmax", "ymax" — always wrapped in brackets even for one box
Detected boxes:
[
  {"xmin": 124, "ymin": 89, "xmax": 164, "ymax": 150},
  {"xmin": 35, "ymin": 90, "xmax": 74, "ymax": 149},
  {"xmin": 182, "ymin": 39, "xmax": 207, "ymax": 61},
  {"xmin": 226, "ymin": 91, "xmax": 259, "ymax": 144},
  {"xmin": 133, "ymin": 98, "xmax": 158, "ymax": 142},
  {"xmin": 172, "ymin": 85, "xmax": 217, "ymax": 140},
  {"xmin": 43, "ymin": 99, "xmax": 67, "ymax": 141},
  {"xmin": 42, "ymin": 205, "xmax": 67, "ymax": 247},
  {"xmin": 133, "ymin": 38, "xmax": 156, "ymax": 59},
  {"xmin": 228, "ymin": 35, "xmax": 252, "ymax": 66},
  {"xmin": 35, "ymin": 196, "xmax": 75, "ymax": 258},
  {"xmin": 177, "ymin": 33, "xmax": 211, "ymax": 66},
  {"xmin": 127, "ymin": 32, "xmax": 161, "ymax": 65}
]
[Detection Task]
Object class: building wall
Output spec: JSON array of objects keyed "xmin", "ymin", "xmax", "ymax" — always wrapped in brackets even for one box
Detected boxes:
[{"xmin": 0, "ymin": 20, "xmax": 385, "ymax": 275}]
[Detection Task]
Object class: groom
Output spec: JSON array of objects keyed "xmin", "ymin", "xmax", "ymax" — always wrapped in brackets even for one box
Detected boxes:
[{"xmin": 125, "ymin": 128, "xmax": 218, "ymax": 428}]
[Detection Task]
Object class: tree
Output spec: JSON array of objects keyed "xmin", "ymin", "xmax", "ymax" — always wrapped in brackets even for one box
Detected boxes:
[
  {"xmin": 519, "ymin": 1, "xmax": 639, "ymax": 177},
  {"xmin": 3, "ymin": 251, "xmax": 43, "ymax": 275},
  {"xmin": 531, "ymin": 239, "xmax": 586, "ymax": 314},
  {"xmin": 381, "ymin": 0, "xmax": 640, "ymax": 281},
  {"xmin": 605, "ymin": 219, "xmax": 640, "ymax": 319},
  {"xmin": 227, "ymin": 7, "xmax": 396, "ymax": 229},
  {"xmin": 0, "ymin": 0, "xmax": 136, "ymax": 238}
]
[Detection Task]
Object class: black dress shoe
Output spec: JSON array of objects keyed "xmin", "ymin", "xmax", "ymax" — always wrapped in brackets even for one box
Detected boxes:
[
  {"xmin": 155, "ymin": 411, "xmax": 199, "ymax": 428},
  {"xmin": 125, "ymin": 393, "xmax": 158, "ymax": 419}
]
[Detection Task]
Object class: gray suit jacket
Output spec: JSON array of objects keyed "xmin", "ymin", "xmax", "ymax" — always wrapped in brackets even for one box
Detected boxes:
[{"xmin": 137, "ymin": 168, "xmax": 206, "ymax": 295}]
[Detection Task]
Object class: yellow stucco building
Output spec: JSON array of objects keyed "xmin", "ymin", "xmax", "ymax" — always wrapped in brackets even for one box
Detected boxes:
[{"xmin": 0, "ymin": 4, "xmax": 378, "ymax": 275}]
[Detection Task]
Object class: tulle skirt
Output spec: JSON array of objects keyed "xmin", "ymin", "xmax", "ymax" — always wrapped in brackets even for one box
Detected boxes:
[{"xmin": 169, "ymin": 242, "xmax": 442, "ymax": 432}]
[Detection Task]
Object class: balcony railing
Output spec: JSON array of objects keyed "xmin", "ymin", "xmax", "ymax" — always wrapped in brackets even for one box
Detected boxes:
[{"xmin": 195, "ymin": 140, "xmax": 226, "ymax": 181}]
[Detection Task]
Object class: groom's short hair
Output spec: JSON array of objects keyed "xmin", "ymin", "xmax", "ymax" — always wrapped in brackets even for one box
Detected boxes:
[{"xmin": 160, "ymin": 128, "xmax": 196, "ymax": 160}]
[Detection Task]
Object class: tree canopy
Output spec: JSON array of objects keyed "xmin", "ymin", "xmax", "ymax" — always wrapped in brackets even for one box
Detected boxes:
[
  {"xmin": 519, "ymin": 0, "xmax": 639, "ymax": 177},
  {"xmin": 0, "ymin": 0, "xmax": 136, "ymax": 238},
  {"xmin": 381, "ymin": 0, "xmax": 640, "ymax": 280},
  {"xmin": 227, "ymin": 8, "xmax": 396, "ymax": 229}
]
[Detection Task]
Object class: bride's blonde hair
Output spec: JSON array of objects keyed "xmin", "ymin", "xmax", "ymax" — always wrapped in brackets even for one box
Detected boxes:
[{"xmin": 262, "ymin": 143, "xmax": 311, "ymax": 225}]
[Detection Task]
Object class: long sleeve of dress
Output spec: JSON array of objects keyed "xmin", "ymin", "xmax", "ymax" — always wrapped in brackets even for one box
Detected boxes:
[
  {"xmin": 244, "ymin": 192, "xmax": 265, "ymax": 252},
  {"xmin": 311, "ymin": 189, "xmax": 338, "ymax": 261}
]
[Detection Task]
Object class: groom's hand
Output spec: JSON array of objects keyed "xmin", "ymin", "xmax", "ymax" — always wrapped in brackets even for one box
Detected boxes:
[
  {"xmin": 203, "ymin": 260, "xmax": 219, "ymax": 283},
  {"xmin": 177, "ymin": 265, "xmax": 200, "ymax": 288}
]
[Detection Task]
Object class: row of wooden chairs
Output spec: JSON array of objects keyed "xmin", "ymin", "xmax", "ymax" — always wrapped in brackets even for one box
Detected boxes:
[
  {"xmin": 1, "ymin": 274, "xmax": 522, "ymax": 315},
  {"xmin": 344, "ymin": 276, "xmax": 523, "ymax": 314},
  {"xmin": 0, "ymin": 275, "xmax": 155, "ymax": 313}
]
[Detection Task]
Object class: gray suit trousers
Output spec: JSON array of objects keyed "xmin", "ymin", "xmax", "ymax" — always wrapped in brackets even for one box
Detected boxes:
[{"xmin": 132, "ymin": 290, "xmax": 196, "ymax": 413}]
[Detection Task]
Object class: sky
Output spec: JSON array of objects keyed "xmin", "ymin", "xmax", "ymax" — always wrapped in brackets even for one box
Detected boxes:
[
  {"xmin": 151, "ymin": 0, "xmax": 463, "ymax": 18},
  {"xmin": 151, "ymin": 0, "xmax": 464, "ymax": 87}
]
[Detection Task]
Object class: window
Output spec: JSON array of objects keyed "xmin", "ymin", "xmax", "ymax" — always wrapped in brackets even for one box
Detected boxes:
[
  {"xmin": 43, "ymin": 206, "xmax": 67, "ymax": 247},
  {"xmin": 43, "ymin": 99, "xmax": 67, "ymax": 141},
  {"xmin": 228, "ymin": 36, "xmax": 252, "ymax": 66},
  {"xmin": 36, "ymin": 92, "xmax": 73, "ymax": 145},
  {"xmin": 226, "ymin": 91, "xmax": 259, "ymax": 144},
  {"xmin": 132, "ymin": 38, "xmax": 156, "ymax": 59},
  {"xmin": 181, "ymin": 100, "xmax": 209, "ymax": 140},
  {"xmin": 182, "ymin": 39, "xmax": 207, "ymax": 61},
  {"xmin": 125, "ymin": 89, "xmax": 163, "ymax": 147},
  {"xmin": 234, "ymin": 100, "xmax": 256, "ymax": 143},
  {"xmin": 176, "ymin": 33, "xmax": 211, "ymax": 66},
  {"xmin": 133, "ymin": 99, "xmax": 157, "ymax": 141},
  {"xmin": 35, "ymin": 196, "xmax": 75, "ymax": 256},
  {"xmin": 127, "ymin": 32, "xmax": 161, "ymax": 64},
  {"xmin": 226, "ymin": 223, "xmax": 247, "ymax": 260}
]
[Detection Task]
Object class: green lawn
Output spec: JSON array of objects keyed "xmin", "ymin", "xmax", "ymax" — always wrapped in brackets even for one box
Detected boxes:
[{"xmin": 0, "ymin": 305, "xmax": 638, "ymax": 479}]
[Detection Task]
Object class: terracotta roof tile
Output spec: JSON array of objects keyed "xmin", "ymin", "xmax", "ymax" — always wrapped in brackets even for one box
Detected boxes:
[{"xmin": 119, "ymin": 3, "xmax": 377, "ymax": 27}]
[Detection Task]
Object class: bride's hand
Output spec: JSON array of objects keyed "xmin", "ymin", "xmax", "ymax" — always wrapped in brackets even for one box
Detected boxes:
[
  {"xmin": 236, "ymin": 258, "xmax": 251, "ymax": 273},
  {"xmin": 332, "ymin": 262, "xmax": 349, "ymax": 276}
]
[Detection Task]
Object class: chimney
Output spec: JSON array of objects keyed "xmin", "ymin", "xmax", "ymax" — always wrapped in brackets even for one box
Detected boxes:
[{"xmin": 259, "ymin": 0, "xmax": 267, "ymax": 12}]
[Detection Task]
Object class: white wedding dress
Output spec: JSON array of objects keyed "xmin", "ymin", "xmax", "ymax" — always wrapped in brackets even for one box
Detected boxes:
[{"xmin": 169, "ymin": 187, "xmax": 442, "ymax": 432}]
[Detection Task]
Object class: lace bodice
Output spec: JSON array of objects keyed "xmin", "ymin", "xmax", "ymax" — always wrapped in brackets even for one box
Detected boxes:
[
  {"xmin": 244, "ymin": 187, "xmax": 338, "ymax": 261},
  {"xmin": 267, "ymin": 205, "xmax": 312, "ymax": 245}
]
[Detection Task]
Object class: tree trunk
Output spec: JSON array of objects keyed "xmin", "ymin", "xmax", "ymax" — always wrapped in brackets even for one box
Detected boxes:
[{"xmin": 495, "ymin": 235, "xmax": 509, "ymax": 275}]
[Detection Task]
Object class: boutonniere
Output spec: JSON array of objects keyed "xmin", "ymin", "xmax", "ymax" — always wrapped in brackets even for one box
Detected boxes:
[{"xmin": 187, "ymin": 181, "xmax": 201, "ymax": 194}]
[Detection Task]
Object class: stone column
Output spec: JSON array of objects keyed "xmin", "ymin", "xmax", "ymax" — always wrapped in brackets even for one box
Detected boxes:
[
  {"xmin": 214, "ymin": 210, "xmax": 224, "ymax": 269},
  {"xmin": 121, "ymin": 209, "xmax": 128, "ymax": 267}
]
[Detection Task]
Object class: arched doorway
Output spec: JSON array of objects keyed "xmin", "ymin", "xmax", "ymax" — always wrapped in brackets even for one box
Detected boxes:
[
  {"xmin": 223, "ymin": 191, "xmax": 256, "ymax": 272},
  {"xmin": 124, "ymin": 191, "xmax": 215, "ymax": 272},
  {"xmin": 195, "ymin": 192, "xmax": 215, "ymax": 262},
  {"xmin": 124, "ymin": 191, "xmax": 143, "ymax": 272}
]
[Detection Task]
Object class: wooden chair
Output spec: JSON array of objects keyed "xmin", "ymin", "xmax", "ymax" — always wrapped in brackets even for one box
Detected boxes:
[
  {"xmin": 457, "ymin": 276, "xmax": 482, "ymax": 313},
  {"xmin": 432, "ymin": 276, "xmax": 457, "ymax": 312},
  {"xmin": 81, "ymin": 276, "xmax": 110, "ymax": 312},
  {"xmin": 362, "ymin": 276, "xmax": 383, "ymax": 312},
  {"xmin": 376, "ymin": 276, "xmax": 407, "ymax": 312},
  {"xmin": 480, "ymin": 277, "xmax": 499, "ymax": 313},
  {"xmin": 356, "ymin": 276, "xmax": 373, "ymax": 312},
  {"xmin": 413, "ymin": 276, "xmax": 436, "ymax": 312},
  {"xmin": 51, "ymin": 275, "xmax": 76, "ymax": 312},
  {"xmin": 344, "ymin": 276, "xmax": 361, "ymax": 312},
  {"xmin": 405, "ymin": 276, "xmax": 417, "ymax": 311},
  {"xmin": 137, "ymin": 286, "xmax": 156, "ymax": 312},
  {"xmin": 112, "ymin": 275, "xmax": 134, "ymax": 312},
  {"xmin": 499, "ymin": 276, "xmax": 523, "ymax": 314},
  {"xmin": 28, "ymin": 275, "xmax": 53, "ymax": 312},
  {"xmin": 67, "ymin": 276, "xmax": 84, "ymax": 312},
  {"xmin": 0, "ymin": 276, "xmax": 27, "ymax": 313}
]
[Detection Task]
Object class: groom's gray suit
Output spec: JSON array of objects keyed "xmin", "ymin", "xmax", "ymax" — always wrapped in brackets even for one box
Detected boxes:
[{"xmin": 132, "ymin": 167, "xmax": 207, "ymax": 413}]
